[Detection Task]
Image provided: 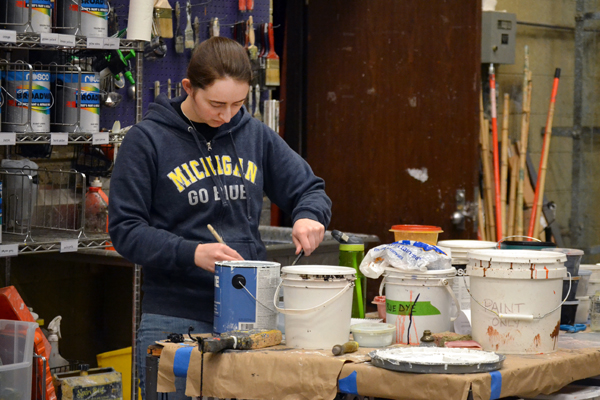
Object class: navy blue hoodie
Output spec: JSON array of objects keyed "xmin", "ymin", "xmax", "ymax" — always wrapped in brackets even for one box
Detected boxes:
[{"xmin": 108, "ymin": 94, "xmax": 332, "ymax": 323}]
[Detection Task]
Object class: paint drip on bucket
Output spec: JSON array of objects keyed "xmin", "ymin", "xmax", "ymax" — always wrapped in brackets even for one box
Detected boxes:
[
  {"xmin": 5, "ymin": 0, "xmax": 53, "ymax": 33},
  {"xmin": 3, "ymin": 70, "xmax": 52, "ymax": 133},
  {"xmin": 213, "ymin": 261, "xmax": 280, "ymax": 335}
]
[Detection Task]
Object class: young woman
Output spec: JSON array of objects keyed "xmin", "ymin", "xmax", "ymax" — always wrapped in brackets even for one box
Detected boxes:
[{"xmin": 108, "ymin": 36, "xmax": 332, "ymax": 398}]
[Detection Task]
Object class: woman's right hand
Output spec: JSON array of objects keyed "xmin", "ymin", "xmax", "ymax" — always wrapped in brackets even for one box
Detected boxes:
[{"xmin": 194, "ymin": 243, "xmax": 244, "ymax": 273}]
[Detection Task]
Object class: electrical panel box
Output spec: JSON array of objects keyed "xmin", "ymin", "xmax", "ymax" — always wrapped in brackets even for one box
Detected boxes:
[{"xmin": 481, "ymin": 11, "xmax": 516, "ymax": 64}]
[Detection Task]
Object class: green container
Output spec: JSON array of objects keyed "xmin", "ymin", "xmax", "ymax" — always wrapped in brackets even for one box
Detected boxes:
[
  {"xmin": 500, "ymin": 240, "xmax": 556, "ymax": 250},
  {"xmin": 339, "ymin": 243, "xmax": 366, "ymax": 319}
]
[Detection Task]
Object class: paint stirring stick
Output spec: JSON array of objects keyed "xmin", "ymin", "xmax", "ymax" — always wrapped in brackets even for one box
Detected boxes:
[{"xmin": 207, "ymin": 224, "xmax": 225, "ymax": 244}]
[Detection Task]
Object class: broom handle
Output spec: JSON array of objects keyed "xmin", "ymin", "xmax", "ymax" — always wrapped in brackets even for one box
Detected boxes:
[
  {"xmin": 528, "ymin": 68, "xmax": 561, "ymax": 239},
  {"xmin": 489, "ymin": 64, "xmax": 503, "ymax": 241},
  {"xmin": 515, "ymin": 47, "xmax": 531, "ymax": 237},
  {"xmin": 500, "ymin": 93, "xmax": 510, "ymax": 238},
  {"xmin": 480, "ymin": 93, "xmax": 496, "ymax": 241}
]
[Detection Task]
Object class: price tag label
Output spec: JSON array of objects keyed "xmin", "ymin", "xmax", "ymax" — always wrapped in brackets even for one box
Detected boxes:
[
  {"xmin": 51, "ymin": 132, "xmax": 69, "ymax": 145},
  {"xmin": 92, "ymin": 132, "xmax": 109, "ymax": 145},
  {"xmin": 103, "ymin": 37, "xmax": 120, "ymax": 49},
  {"xmin": 40, "ymin": 33, "xmax": 59, "ymax": 45},
  {"xmin": 60, "ymin": 239, "xmax": 78, "ymax": 253},
  {"xmin": 0, "ymin": 244, "xmax": 19, "ymax": 257},
  {"xmin": 0, "ymin": 133, "xmax": 16, "ymax": 145},
  {"xmin": 0, "ymin": 29, "xmax": 17, "ymax": 43},
  {"xmin": 87, "ymin": 37, "xmax": 104, "ymax": 49},
  {"xmin": 58, "ymin": 34, "xmax": 76, "ymax": 47}
]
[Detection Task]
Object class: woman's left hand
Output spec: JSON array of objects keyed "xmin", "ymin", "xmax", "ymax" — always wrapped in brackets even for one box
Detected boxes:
[{"xmin": 292, "ymin": 218, "xmax": 325, "ymax": 256}]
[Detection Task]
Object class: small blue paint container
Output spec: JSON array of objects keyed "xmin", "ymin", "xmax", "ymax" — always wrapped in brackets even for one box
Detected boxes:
[{"xmin": 213, "ymin": 260, "xmax": 281, "ymax": 334}]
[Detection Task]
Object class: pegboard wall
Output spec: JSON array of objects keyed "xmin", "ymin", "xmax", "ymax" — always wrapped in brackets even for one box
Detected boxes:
[{"xmin": 100, "ymin": 0, "xmax": 273, "ymax": 129}]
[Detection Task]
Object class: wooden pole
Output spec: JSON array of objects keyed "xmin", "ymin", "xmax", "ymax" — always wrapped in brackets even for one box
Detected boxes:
[
  {"xmin": 480, "ymin": 93, "xmax": 496, "ymax": 241},
  {"xmin": 500, "ymin": 93, "xmax": 510, "ymax": 237},
  {"xmin": 507, "ymin": 146, "xmax": 519, "ymax": 237},
  {"xmin": 516, "ymin": 46, "xmax": 531, "ymax": 237},
  {"xmin": 489, "ymin": 64, "xmax": 503, "ymax": 241},
  {"xmin": 478, "ymin": 195, "xmax": 486, "ymax": 241},
  {"xmin": 528, "ymin": 68, "xmax": 561, "ymax": 239}
]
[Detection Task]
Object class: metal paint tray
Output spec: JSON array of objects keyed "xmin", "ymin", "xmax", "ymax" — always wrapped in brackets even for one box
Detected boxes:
[{"xmin": 369, "ymin": 347, "xmax": 506, "ymax": 374}]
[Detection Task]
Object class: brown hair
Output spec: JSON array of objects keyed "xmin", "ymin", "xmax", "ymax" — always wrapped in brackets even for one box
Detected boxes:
[{"xmin": 187, "ymin": 37, "xmax": 252, "ymax": 89}]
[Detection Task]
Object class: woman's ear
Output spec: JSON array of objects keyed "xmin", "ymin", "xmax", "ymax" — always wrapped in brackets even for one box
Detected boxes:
[{"xmin": 182, "ymin": 79, "xmax": 193, "ymax": 96}]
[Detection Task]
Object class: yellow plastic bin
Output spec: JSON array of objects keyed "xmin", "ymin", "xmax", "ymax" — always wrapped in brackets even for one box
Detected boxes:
[
  {"xmin": 97, "ymin": 347, "xmax": 139, "ymax": 400},
  {"xmin": 389, "ymin": 224, "xmax": 443, "ymax": 245}
]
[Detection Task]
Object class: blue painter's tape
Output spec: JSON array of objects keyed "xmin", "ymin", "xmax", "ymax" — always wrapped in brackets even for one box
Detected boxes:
[
  {"xmin": 489, "ymin": 370, "xmax": 502, "ymax": 400},
  {"xmin": 338, "ymin": 370, "xmax": 359, "ymax": 395},
  {"xmin": 173, "ymin": 346, "xmax": 194, "ymax": 378}
]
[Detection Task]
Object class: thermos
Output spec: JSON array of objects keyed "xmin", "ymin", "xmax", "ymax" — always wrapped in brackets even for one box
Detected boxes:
[{"xmin": 333, "ymin": 230, "xmax": 366, "ymax": 319}]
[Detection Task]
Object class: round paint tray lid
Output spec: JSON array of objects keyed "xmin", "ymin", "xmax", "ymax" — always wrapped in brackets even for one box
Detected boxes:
[
  {"xmin": 369, "ymin": 347, "xmax": 505, "ymax": 374},
  {"xmin": 466, "ymin": 249, "xmax": 567, "ymax": 263},
  {"xmin": 437, "ymin": 240, "xmax": 497, "ymax": 249}
]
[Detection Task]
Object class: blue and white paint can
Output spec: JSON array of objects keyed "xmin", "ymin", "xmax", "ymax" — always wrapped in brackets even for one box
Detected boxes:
[{"xmin": 214, "ymin": 260, "xmax": 281, "ymax": 335}]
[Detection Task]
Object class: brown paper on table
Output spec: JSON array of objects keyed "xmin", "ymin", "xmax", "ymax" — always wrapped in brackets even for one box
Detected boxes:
[
  {"xmin": 156, "ymin": 343, "xmax": 180, "ymax": 393},
  {"xmin": 185, "ymin": 346, "xmax": 203, "ymax": 397},
  {"xmin": 201, "ymin": 346, "xmax": 350, "ymax": 400}
]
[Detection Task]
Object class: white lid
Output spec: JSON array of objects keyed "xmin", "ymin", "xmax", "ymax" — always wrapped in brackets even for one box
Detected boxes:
[
  {"xmin": 91, "ymin": 177, "xmax": 103, "ymax": 187},
  {"xmin": 541, "ymin": 247, "xmax": 584, "ymax": 256},
  {"xmin": 437, "ymin": 240, "xmax": 497, "ymax": 249},
  {"xmin": 282, "ymin": 265, "xmax": 356, "ymax": 276},
  {"xmin": 467, "ymin": 249, "xmax": 567, "ymax": 263},
  {"xmin": 581, "ymin": 264, "xmax": 600, "ymax": 270},
  {"xmin": 351, "ymin": 322, "xmax": 395, "ymax": 334},
  {"xmin": 216, "ymin": 260, "xmax": 280, "ymax": 268}
]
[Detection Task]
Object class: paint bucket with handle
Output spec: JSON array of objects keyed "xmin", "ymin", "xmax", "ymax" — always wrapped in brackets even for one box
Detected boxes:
[
  {"xmin": 274, "ymin": 265, "xmax": 355, "ymax": 349},
  {"xmin": 466, "ymin": 249, "xmax": 567, "ymax": 354},
  {"xmin": 380, "ymin": 267, "xmax": 460, "ymax": 345}
]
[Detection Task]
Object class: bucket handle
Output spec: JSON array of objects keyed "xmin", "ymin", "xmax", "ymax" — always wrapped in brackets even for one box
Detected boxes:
[
  {"xmin": 378, "ymin": 275, "xmax": 461, "ymax": 322},
  {"xmin": 440, "ymin": 279, "xmax": 461, "ymax": 322},
  {"xmin": 464, "ymin": 271, "xmax": 572, "ymax": 321},
  {"xmin": 273, "ymin": 280, "xmax": 354, "ymax": 315},
  {"xmin": 496, "ymin": 235, "xmax": 541, "ymax": 249}
]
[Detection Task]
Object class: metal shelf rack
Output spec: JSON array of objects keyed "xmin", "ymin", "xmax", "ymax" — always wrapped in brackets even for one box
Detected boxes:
[{"xmin": 0, "ymin": 33, "xmax": 138, "ymax": 50}]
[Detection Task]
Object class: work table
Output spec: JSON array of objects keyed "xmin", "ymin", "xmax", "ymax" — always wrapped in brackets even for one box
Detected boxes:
[{"xmin": 148, "ymin": 332, "xmax": 600, "ymax": 400}]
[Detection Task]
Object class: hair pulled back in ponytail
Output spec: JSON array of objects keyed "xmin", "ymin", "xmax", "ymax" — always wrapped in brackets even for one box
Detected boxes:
[{"xmin": 187, "ymin": 36, "xmax": 252, "ymax": 90}]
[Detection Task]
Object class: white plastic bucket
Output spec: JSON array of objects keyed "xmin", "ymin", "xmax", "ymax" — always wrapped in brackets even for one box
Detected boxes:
[
  {"xmin": 274, "ymin": 265, "xmax": 355, "ymax": 349},
  {"xmin": 467, "ymin": 250, "xmax": 567, "ymax": 354},
  {"xmin": 380, "ymin": 267, "xmax": 460, "ymax": 345}
]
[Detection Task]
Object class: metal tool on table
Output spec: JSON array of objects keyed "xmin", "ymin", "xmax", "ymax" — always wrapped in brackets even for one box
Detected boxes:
[
  {"xmin": 332, "ymin": 341, "xmax": 359, "ymax": 356},
  {"xmin": 175, "ymin": 2, "xmax": 184, "ymax": 54},
  {"xmin": 184, "ymin": 0, "xmax": 194, "ymax": 49},
  {"xmin": 201, "ymin": 329, "xmax": 282, "ymax": 353}
]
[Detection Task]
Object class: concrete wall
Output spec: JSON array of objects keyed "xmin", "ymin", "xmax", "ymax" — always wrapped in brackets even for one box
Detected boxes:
[{"xmin": 495, "ymin": 0, "xmax": 600, "ymax": 262}]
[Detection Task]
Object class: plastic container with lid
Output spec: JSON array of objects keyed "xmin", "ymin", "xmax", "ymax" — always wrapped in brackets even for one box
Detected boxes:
[
  {"xmin": 350, "ymin": 322, "xmax": 395, "ymax": 348},
  {"xmin": 389, "ymin": 225, "xmax": 443, "ymax": 245},
  {"xmin": 576, "ymin": 269, "xmax": 592, "ymax": 297},
  {"xmin": 85, "ymin": 177, "xmax": 109, "ymax": 233},
  {"xmin": 542, "ymin": 248, "xmax": 584, "ymax": 277}
]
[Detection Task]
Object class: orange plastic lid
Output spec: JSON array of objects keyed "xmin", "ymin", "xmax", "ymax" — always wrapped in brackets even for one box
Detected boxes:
[{"xmin": 389, "ymin": 224, "xmax": 443, "ymax": 232}]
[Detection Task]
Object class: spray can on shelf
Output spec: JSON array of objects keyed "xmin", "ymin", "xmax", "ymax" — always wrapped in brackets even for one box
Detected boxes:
[
  {"xmin": 57, "ymin": 0, "xmax": 109, "ymax": 37},
  {"xmin": 332, "ymin": 230, "xmax": 366, "ymax": 319},
  {"xmin": 5, "ymin": 0, "xmax": 53, "ymax": 33},
  {"xmin": 84, "ymin": 177, "xmax": 108, "ymax": 233},
  {"xmin": 48, "ymin": 316, "xmax": 70, "ymax": 369}
]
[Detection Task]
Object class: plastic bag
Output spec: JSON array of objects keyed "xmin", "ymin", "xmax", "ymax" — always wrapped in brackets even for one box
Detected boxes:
[{"xmin": 359, "ymin": 240, "xmax": 451, "ymax": 279}]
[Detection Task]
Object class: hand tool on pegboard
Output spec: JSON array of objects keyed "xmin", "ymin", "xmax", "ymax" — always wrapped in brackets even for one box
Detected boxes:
[
  {"xmin": 154, "ymin": 0, "xmax": 174, "ymax": 38},
  {"xmin": 175, "ymin": 2, "xmax": 184, "ymax": 54},
  {"xmin": 210, "ymin": 17, "xmax": 220, "ymax": 37},
  {"xmin": 265, "ymin": 22, "xmax": 280, "ymax": 87},
  {"xmin": 167, "ymin": 78, "xmax": 172, "ymax": 99},
  {"xmin": 253, "ymin": 83, "xmax": 262, "ymax": 121},
  {"xmin": 184, "ymin": 0, "xmax": 194, "ymax": 49},
  {"xmin": 238, "ymin": 0, "xmax": 246, "ymax": 12},
  {"xmin": 194, "ymin": 16, "xmax": 200, "ymax": 47}
]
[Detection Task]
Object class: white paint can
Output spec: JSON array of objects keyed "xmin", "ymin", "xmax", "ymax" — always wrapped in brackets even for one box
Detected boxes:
[
  {"xmin": 274, "ymin": 265, "xmax": 355, "ymax": 349},
  {"xmin": 4, "ymin": 70, "xmax": 51, "ymax": 133},
  {"xmin": 382, "ymin": 268, "xmax": 460, "ymax": 345},
  {"xmin": 467, "ymin": 249, "xmax": 567, "ymax": 354}
]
